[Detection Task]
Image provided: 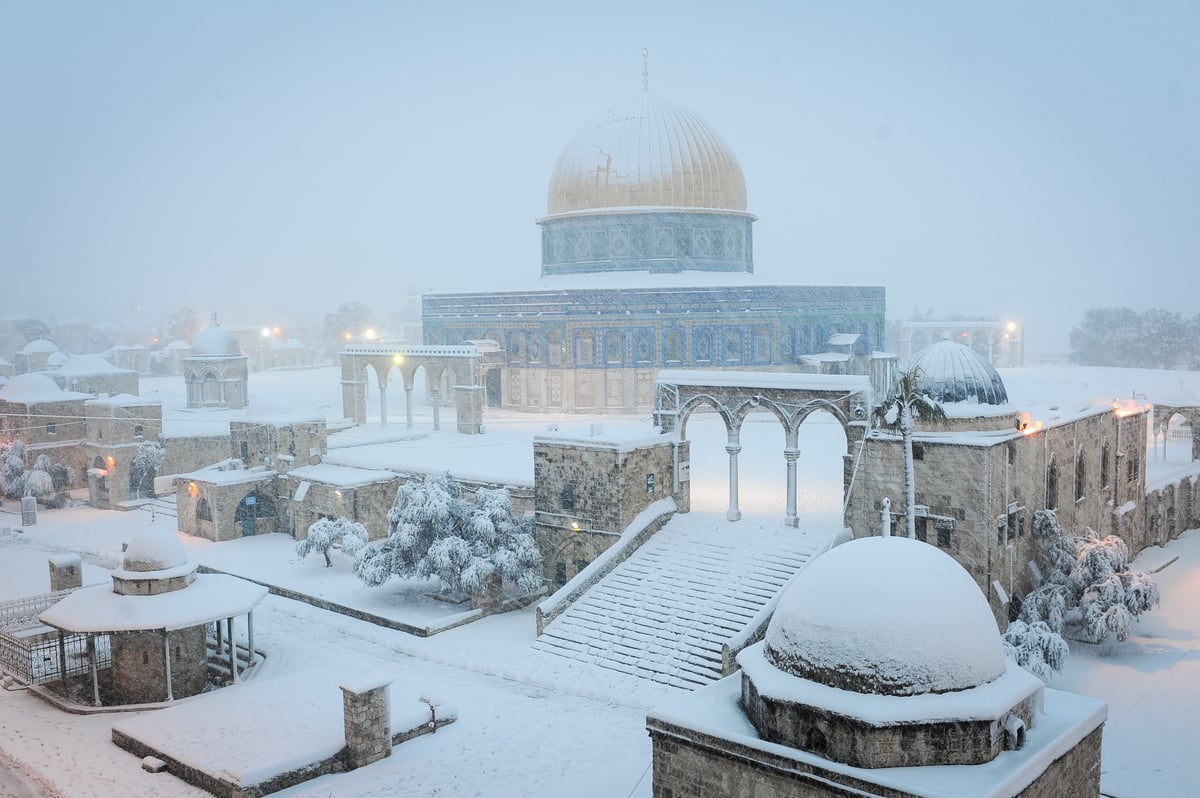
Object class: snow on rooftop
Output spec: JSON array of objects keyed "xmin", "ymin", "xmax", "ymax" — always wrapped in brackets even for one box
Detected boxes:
[
  {"xmin": 21, "ymin": 338, "xmax": 58, "ymax": 354},
  {"xmin": 287, "ymin": 463, "xmax": 397, "ymax": 488},
  {"xmin": 39, "ymin": 574, "xmax": 268, "ymax": 633},
  {"xmin": 657, "ymin": 369, "xmax": 870, "ymax": 392},
  {"xmin": 86, "ymin": 393, "xmax": 161, "ymax": 408},
  {"xmin": 763, "ymin": 536, "xmax": 1005, "ymax": 696},
  {"xmin": 54, "ymin": 353, "xmax": 127, "ymax": 374},
  {"xmin": 122, "ymin": 530, "xmax": 188, "ymax": 571},
  {"xmin": 0, "ymin": 373, "xmax": 90, "ymax": 403}
]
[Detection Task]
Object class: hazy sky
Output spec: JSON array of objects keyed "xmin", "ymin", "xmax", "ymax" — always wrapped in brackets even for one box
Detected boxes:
[{"xmin": 2, "ymin": 1, "xmax": 1196, "ymax": 353}]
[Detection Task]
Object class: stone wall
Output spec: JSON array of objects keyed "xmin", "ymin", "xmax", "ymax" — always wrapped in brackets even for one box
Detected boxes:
[
  {"xmin": 162, "ymin": 434, "xmax": 230, "ymax": 476},
  {"xmin": 648, "ymin": 715, "xmax": 1102, "ymax": 798},
  {"xmin": 1144, "ymin": 472, "xmax": 1199, "ymax": 549},
  {"xmin": 533, "ymin": 435, "xmax": 685, "ymax": 586},
  {"xmin": 845, "ymin": 407, "xmax": 1151, "ymax": 626},
  {"xmin": 230, "ymin": 419, "xmax": 326, "ymax": 474},
  {"xmin": 111, "ymin": 625, "xmax": 207, "ymax": 704}
]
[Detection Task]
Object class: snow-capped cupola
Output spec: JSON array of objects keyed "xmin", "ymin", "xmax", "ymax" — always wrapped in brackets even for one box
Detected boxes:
[
  {"xmin": 763, "ymin": 536, "xmax": 1005, "ymax": 696},
  {"xmin": 190, "ymin": 318, "xmax": 242, "ymax": 357},
  {"xmin": 908, "ymin": 340, "xmax": 1008, "ymax": 405},
  {"xmin": 738, "ymin": 536, "xmax": 1043, "ymax": 768}
]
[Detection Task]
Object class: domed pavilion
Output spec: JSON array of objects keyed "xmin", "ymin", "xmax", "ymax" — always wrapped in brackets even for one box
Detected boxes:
[
  {"xmin": 184, "ymin": 314, "xmax": 248, "ymax": 409},
  {"xmin": 39, "ymin": 530, "xmax": 267, "ymax": 706},
  {"xmin": 647, "ymin": 536, "xmax": 1107, "ymax": 797}
]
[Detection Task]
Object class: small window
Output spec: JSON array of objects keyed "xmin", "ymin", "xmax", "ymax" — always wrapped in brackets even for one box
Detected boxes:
[
  {"xmin": 1100, "ymin": 443, "xmax": 1110, "ymax": 490},
  {"xmin": 937, "ymin": 527, "xmax": 952, "ymax": 547},
  {"xmin": 1075, "ymin": 452, "xmax": 1086, "ymax": 502},
  {"xmin": 47, "ymin": 422, "xmax": 57, "ymax": 435},
  {"xmin": 912, "ymin": 443, "xmax": 924, "ymax": 461},
  {"xmin": 561, "ymin": 485, "xmax": 575, "ymax": 511},
  {"xmin": 1047, "ymin": 463, "xmax": 1059, "ymax": 510},
  {"xmin": 645, "ymin": 473, "xmax": 655, "ymax": 495},
  {"xmin": 555, "ymin": 561, "xmax": 567, "ymax": 586},
  {"xmin": 915, "ymin": 516, "xmax": 928, "ymax": 543},
  {"xmin": 134, "ymin": 425, "xmax": 144, "ymax": 439}
]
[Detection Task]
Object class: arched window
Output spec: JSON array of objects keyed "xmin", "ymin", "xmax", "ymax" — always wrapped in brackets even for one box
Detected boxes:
[
  {"xmin": 633, "ymin": 330, "xmax": 654, "ymax": 364},
  {"xmin": 604, "ymin": 330, "xmax": 625, "ymax": 365},
  {"xmin": 1100, "ymin": 442, "xmax": 1110, "ymax": 490},
  {"xmin": 197, "ymin": 498, "xmax": 213, "ymax": 522},
  {"xmin": 1047, "ymin": 462, "xmax": 1059, "ymax": 510},
  {"xmin": 724, "ymin": 329, "xmax": 742, "ymax": 363},
  {"xmin": 664, "ymin": 329, "xmax": 683, "ymax": 364},
  {"xmin": 548, "ymin": 330, "xmax": 562, "ymax": 367},
  {"xmin": 574, "ymin": 332, "xmax": 594, "ymax": 366},
  {"xmin": 694, "ymin": 330, "xmax": 713, "ymax": 362},
  {"xmin": 1075, "ymin": 451, "xmax": 1086, "ymax": 502},
  {"xmin": 201, "ymin": 373, "xmax": 220, "ymax": 404}
]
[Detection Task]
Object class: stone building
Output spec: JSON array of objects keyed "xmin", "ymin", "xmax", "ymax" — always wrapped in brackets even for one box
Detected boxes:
[
  {"xmin": 0, "ymin": 373, "xmax": 90, "ymax": 485},
  {"xmin": 14, "ymin": 338, "xmax": 59, "ymax": 374},
  {"xmin": 84, "ymin": 395, "xmax": 163, "ymax": 509},
  {"xmin": 49, "ymin": 353, "xmax": 139, "ymax": 396},
  {"xmin": 844, "ymin": 341, "xmax": 1150, "ymax": 626},
  {"xmin": 422, "ymin": 82, "xmax": 884, "ymax": 415},
  {"xmin": 39, "ymin": 529, "xmax": 267, "ymax": 706},
  {"xmin": 648, "ymin": 536, "xmax": 1106, "ymax": 797},
  {"xmin": 184, "ymin": 318, "xmax": 248, "ymax": 409},
  {"xmin": 177, "ymin": 462, "xmax": 280, "ymax": 542},
  {"xmin": 533, "ymin": 432, "xmax": 688, "ymax": 586}
]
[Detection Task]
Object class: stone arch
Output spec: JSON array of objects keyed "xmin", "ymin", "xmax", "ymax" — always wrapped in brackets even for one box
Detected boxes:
[
  {"xmin": 233, "ymin": 489, "xmax": 278, "ymax": 537},
  {"xmin": 340, "ymin": 344, "xmax": 486, "ymax": 434},
  {"xmin": 656, "ymin": 371, "xmax": 870, "ymax": 526}
]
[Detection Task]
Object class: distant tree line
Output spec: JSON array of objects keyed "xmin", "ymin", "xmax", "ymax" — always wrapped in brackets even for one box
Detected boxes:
[{"xmin": 1069, "ymin": 308, "xmax": 1200, "ymax": 370}]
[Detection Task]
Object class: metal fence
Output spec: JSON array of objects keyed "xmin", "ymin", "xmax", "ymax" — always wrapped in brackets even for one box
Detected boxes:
[{"xmin": 0, "ymin": 590, "xmax": 111, "ymax": 685}]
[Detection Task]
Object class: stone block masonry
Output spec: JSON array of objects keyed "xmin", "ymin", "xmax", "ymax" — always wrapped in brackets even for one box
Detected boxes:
[{"xmin": 341, "ymin": 677, "xmax": 393, "ymax": 769}]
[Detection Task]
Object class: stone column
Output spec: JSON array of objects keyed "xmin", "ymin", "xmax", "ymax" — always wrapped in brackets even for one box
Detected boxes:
[
  {"xmin": 378, "ymin": 384, "xmax": 388, "ymax": 428},
  {"xmin": 431, "ymin": 389, "xmax": 441, "ymax": 432},
  {"xmin": 783, "ymin": 448, "xmax": 800, "ymax": 527},
  {"xmin": 341, "ymin": 677, "xmax": 393, "ymax": 769},
  {"xmin": 726, "ymin": 428, "xmax": 742, "ymax": 522},
  {"xmin": 404, "ymin": 384, "xmax": 414, "ymax": 430},
  {"xmin": 48, "ymin": 554, "xmax": 83, "ymax": 592}
]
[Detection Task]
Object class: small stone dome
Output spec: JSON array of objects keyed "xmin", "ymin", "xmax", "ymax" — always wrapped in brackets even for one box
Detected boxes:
[
  {"xmin": 191, "ymin": 322, "xmax": 241, "ymax": 357},
  {"xmin": 547, "ymin": 90, "xmax": 747, "ymax": 216},
  {"xmin": 909, "ymin": 340, "xmax": 1008, "ymax": 405},
  {"xmin": 122, "ymin": 530, "xmax": 189, "ymax": 573},
  {"xmin": 764, "ymin": 536, "xmax": 1005, "ymax": 696},
  {"xmin": 21, "ymin": 338, "xmax": 59, "ymax": 354}
]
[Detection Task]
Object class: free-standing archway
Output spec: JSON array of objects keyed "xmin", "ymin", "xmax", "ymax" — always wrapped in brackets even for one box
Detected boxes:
[
  {"xmin": 654, "ymin": 370, "xmax": 871, "ymax": 526},
  {"xmin": 339, "ymin": 344, "xmax": 486, "ymax": 434}
]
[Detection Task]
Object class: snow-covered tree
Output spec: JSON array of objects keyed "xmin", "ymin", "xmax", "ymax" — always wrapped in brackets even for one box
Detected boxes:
[
  {"xmin": 296, "ymin": 516, "xmax": 369, "ymax": 567},
  {"xmin": 1021, "ymin": 509, "xmax": 1160, "ymax": 644},
  {"xmin": 129, "ymin": 440, "xmax": 165, "ymax": 499},
  {"xmin": 1003, "ymin": 619, "xmax": 1069, "ymax": 682},
  {"xmin": 354, "ymin": 474, "xmax": 543, "ymax": 597},
  {"xmin": 1, "ymin": 441, "xmax": 29, "ymax": 499},
  {"xmin": 872, "ymin": 367, "xmax": 947, "ymax": 538}
]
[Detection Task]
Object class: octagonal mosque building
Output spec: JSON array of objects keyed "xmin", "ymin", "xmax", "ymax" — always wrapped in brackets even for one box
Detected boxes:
[{"xmin": 417, "ymin": 75, "xmax": 885, "ymax": 414}]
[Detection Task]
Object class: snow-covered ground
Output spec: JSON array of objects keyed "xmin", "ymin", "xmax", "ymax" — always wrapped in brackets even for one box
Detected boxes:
[{"xmin": 1, "ymin": 363, "xmax": 1198, "ymax": 797}]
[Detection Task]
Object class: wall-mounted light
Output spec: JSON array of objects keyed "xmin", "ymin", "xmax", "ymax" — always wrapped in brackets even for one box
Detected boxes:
[{"xmin": 187, "ymin": 482, "xmax": 199, "ymax": 498}]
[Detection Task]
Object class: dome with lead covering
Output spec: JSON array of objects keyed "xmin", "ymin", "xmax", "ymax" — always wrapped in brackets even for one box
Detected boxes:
[{"xmin": 909, "ymin": 340, "xmax": 1008, "ymax": 405}]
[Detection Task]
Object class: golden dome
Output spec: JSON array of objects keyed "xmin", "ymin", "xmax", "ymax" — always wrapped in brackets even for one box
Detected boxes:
[{"xmin": 547, "ymin": 91, "xmax": 747, "ymax": 216}]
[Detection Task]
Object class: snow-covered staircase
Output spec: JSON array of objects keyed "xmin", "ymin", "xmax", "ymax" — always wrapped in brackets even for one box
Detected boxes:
[
  {"xmin": 532, "ymin": 515, "xmax": 825, "ymax": 689},
  {"xmin": 137, "ymin": 495, "xmax": 178, "ymax": 520}
]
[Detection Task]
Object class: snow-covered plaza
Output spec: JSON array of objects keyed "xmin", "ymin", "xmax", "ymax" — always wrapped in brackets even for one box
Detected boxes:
[{"xmin": 0, "ymin": 364, "xmax": 1198, "ymax": 796}]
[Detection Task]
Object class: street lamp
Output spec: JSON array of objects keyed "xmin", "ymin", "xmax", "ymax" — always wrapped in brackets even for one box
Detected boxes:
[{"xmin": 259, "ymin": 328, "xmax": 271, "ymax": 371}]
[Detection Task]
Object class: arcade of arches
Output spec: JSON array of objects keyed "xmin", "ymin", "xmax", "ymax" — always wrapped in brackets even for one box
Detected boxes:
[
  {"xmin": 339, "ymin": 344, "xmax": 486, "ymax": 434},
  {"xmin": 654, "ymin": 370, "xmax": 871, "ymax": 526}
]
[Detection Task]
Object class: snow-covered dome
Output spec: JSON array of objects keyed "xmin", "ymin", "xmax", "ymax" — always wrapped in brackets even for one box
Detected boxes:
[
  {"xmin": 0, "ymin": 373, "xmax": 66, "ymax": 402},
  {"xmin": 191, "ymin": 322, "xmax": 241, "ymax": 357},
  {"xmin": 165, "ymin": 339, "xmax": 191, "ymax": 351},
  {"xmin": 46, "ymin": 351, "xmax": 69, "ymax": 367},
  {"xmin": 909, "ymin": 340, "xmax": 1008, "ymax": 405},
  {"xmin": 764, "ymin": 536, "xmax": 1005, "ymax": 696},
  {"xmin": 57, "ymin": 354, "xmax": 120, "ymax": 374},
  {"xmin": 122, "ymin": 530, "xmax": 189, "ymax": 573},
  {"xmin": 22, "ymin": 338, "xmax": 59, "ymax": 354},
  {"xmin": 546, "ymin": 90, "xmax": 747, "ymax": 216}
]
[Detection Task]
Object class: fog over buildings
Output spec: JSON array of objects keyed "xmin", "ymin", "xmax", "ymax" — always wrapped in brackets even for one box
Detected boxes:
[{"xmin": 2, "ymin": 1, "xmax": 1197, "ymax": 355}]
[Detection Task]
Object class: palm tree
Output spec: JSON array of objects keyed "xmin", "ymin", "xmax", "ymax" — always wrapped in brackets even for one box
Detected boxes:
[{"xmin": 872, "ymin": 367, "xmax": 946, "ymax": 538}]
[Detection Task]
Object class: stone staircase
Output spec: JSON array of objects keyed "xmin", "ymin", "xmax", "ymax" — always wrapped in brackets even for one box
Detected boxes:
[{"xmin": 532, "ymin": 516, "xmax": 824, "ymax": 689}]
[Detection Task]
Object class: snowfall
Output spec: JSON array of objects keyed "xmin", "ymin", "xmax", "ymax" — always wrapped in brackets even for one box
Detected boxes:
[{"xmin": 1, "ymin": 363, "xmax": 1199, "ymax": 798}]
